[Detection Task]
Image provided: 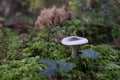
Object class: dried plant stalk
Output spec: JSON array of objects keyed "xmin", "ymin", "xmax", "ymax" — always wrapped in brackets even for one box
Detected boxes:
[{"xmin": 35, "ymin": 5, "xmax": 74, "ymax": 29}]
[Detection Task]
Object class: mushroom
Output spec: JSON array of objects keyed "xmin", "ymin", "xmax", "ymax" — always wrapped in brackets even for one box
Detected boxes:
[{"xmin": 61, "ymin": 36, "xmax": 88, "ymax": 58}]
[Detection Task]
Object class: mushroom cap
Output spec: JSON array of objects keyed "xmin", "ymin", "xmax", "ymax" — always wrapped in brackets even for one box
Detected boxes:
[{"xmin": 61, "ymin": 36, "xmax": 88, "ymax": 46}]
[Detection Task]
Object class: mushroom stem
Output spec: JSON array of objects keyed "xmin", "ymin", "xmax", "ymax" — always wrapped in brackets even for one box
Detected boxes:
[{"xmin": 71, "ymin": 46, "xmax": 77, "ymax": 58}]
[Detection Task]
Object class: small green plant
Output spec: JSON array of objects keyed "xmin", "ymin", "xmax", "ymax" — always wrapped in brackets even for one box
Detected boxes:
[
  {"xmin": 39, "ymin": 59, "xmax": 76, "ymax": 79},
  {"xmin": 81, "ymin": 49, "xmax": 100, "ymax": 59}
]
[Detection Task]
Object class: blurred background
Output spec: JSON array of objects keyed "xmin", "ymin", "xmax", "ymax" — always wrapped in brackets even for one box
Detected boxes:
[{"xmin": 0, "ymin": 0, "xmax": 119, "ymax": 24}]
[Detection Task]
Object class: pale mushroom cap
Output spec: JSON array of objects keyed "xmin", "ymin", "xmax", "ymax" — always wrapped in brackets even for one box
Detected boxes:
[{"xmin": 61, "ymin": 36, "xmax": 88, "ymax": 45}]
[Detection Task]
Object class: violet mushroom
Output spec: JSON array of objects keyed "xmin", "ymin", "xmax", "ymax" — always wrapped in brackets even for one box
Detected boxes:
[{"xmin": 61, "ymin": 36, "xmax": 88, "ymax": 58}]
